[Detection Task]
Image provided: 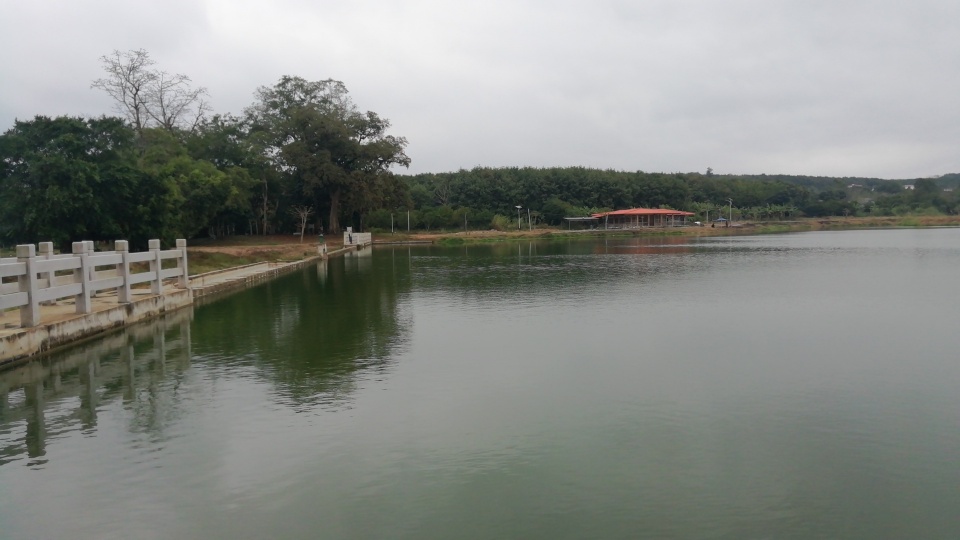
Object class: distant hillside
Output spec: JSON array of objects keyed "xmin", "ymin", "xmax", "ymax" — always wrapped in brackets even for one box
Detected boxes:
[
  {"xmin": 937, "ymin": 173, "xmax": 960, "ymax": 188},
  {"xmin": 728, "ymin": 173, "xmax": 960, "ymax": 191}
]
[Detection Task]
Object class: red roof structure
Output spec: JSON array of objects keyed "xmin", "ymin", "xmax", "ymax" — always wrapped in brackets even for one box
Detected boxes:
[
  {"xmin": 591, "ymin": 208, "xmax": 695, "ymax": 218},
  {"xmin": 590, "ymin": 208, "xmax": 695, "ymax": 228}
]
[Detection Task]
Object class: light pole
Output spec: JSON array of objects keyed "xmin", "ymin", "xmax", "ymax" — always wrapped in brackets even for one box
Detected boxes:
[
  {"xmin": 515, "ymin": 205, "xmax": 522, "ymax": 231},
  {"xmin": 726, "ymin": 198, "xmax": 733, "ymax": 226}
]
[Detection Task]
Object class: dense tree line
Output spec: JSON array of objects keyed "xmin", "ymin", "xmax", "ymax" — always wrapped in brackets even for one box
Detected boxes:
[
  {"xmin": 0, "ymin": 51, "xmax": 409, "ymax": 248},
  {"xmin": 2, "ymin": 49, "xmax": 958, "ymax": 246},
  {"xmin": 372, "ymin": 168, "xmax": 958, "ymax": 231}
]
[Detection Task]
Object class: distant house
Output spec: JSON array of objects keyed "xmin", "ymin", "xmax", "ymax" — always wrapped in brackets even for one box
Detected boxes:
[
  {"xmin": 847, "ymin": 183, "xmax": 863, "ymax": 188},
  {"xmin": 904, "ymin": 184, "xmax": 915, "ymax": 190},
  {"xmin": 591, "ymin": 208, "xmax": 695, "ymax": 228}
]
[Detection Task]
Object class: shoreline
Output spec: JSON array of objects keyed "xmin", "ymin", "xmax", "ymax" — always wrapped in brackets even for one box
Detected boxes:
[{"xmin": 374, "ymin": 215, "xmax": 960, "ymax": 245}]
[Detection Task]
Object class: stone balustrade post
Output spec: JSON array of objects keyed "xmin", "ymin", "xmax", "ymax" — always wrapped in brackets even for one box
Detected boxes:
[
  {"xmin": 84, "ymin": 241, "xmax": 97, "ymax": 297},
  {"xmin": 115, "ymin": 240, "xmax": 132, "ymax": 303},
  {"xmin": 176, "ymin": 239, "xmax": 189, "ymax": 289},
  {"xmin": 72, "ymin": 242, "xmax": 92, "ymax": 314},
  {"xmin": 38, "ymin": 242, "xmax": 56, "ymax": 305},
  {"xmin": 16, "ymin": 244, "xmax": 40, "ymax": 327},
  {"xmin": 149, "ymin": 239, "xmax": 163, "ymax": 295}
]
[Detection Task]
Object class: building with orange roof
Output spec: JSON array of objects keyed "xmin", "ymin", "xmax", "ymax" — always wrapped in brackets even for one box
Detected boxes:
[{"xmin": 590, "ymin": 208, "xmax": 695, "ymax": 228}]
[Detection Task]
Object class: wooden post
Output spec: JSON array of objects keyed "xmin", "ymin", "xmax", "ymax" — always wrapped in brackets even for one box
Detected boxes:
[{"xmin": 17, "ymin": 244, "xmax": 40, "ymax": 327}]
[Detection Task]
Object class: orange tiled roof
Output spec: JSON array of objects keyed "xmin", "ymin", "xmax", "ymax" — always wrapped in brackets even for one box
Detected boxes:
[{"xmin": 592, "ymin": 208, "xmax": 695, "ymax": 218}]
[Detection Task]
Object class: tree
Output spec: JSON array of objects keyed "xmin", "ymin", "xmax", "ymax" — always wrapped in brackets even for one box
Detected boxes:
[
  {"xmin": 246, "ymin": 76, "xmax": 410, "ymax": 233},
  {"xmin": 92, "ymin": 49, "xmax": 210, "ymax": 135},
  {"xmin": 91, "ymin": 49, "xmax": 154, "ymax": 134},
  {"xmin": 137, "ymin": 128, "xmax": 239, "ymax": 240},
  {"xmin": 144, "ymin": 70, "xmax": 211, "ymax": 132},
  {"xmin": 186, "ymin": 114, "xmax": 269, "ymax": 236},
  {"xmin": 0, "ymin": 116, "xmax": 146, "ymax": 248},
  {"xmin": 289, "ymin": 205, "xmax": 314, "ymax": 242},
  {"xmin": 875, "ymin": 181, "xmax": 904, "ymax": 195}
]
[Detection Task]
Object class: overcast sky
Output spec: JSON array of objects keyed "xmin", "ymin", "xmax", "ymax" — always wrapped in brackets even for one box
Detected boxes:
[{"xmin": 2, "ymin": 0, "xmax": 958, "ymax": 179}]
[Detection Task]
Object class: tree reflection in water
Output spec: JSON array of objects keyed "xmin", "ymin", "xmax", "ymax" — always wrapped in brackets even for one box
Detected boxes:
[{"xmin": 189, "ymin": 248, "xmax": 412, "ymax": 410}]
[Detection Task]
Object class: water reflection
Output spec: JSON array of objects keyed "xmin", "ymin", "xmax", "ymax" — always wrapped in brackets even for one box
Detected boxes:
[
  {"xmin": 404, "ymin": 238, "xmax": 712, "ymax": 306},
  {"xmin": 1, "ymin": 249, "xmax": 416, "ymax": 466},
  {"xmin": 1, "ymin": 230, "xmax": 959, "ymax": 538},
  {"xmin": 0, "ymin": 308, "xmax": 192, "ymax": 466},
  {"xmin": 189, "ymin": 251, "xmax": 412, "ymax": 410}
]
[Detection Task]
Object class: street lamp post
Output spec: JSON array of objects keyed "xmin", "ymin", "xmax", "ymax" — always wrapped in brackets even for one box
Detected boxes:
[
  {"xmin": 726, "ymin": 198, "xmax": 733, "ymax": 227},
  {"xmin": 515, "ymin": 205, "xmax": 522, "ymax": 231}
]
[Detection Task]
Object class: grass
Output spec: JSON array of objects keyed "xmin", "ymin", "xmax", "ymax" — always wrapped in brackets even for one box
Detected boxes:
[
  {"xmin": 897, "ymin": 217, "xmax": 922, "ymax": 227},
  {"xmin": 754, "ymin": 223, "xmax": 811, "ymax": 234},
  {"xmin": 188, "ymin": 251, "xmax": 272, "ymax": 275},
  {"xmin": 188, "ymin": 235, "xmax": 297, "ymax": 247}
]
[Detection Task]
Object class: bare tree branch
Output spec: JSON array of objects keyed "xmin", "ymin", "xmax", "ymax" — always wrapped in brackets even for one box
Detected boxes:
[
  {"xmin": 91, "ymin": 49, "xmax": 156, "ymax": 133},
  {"xmin": 92, "ymin": 49, "xmax": 211, "ymax": 134}
]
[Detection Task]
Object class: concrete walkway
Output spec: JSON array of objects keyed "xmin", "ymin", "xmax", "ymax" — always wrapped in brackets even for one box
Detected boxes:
[{"xmin": 1, "ymin": 283, "xmax": 185, "ymax": 336}]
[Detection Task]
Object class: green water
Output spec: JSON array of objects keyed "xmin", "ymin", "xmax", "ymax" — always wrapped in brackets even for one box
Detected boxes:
[{"xmin": 1, "ymin": 229, "xmax": 959, "ymax": 539}]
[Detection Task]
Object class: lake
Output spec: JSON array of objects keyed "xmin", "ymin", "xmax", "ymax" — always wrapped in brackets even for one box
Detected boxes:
[{"xmin": 1, "ymin": 228, "xmax": 959, "ymax": 539}]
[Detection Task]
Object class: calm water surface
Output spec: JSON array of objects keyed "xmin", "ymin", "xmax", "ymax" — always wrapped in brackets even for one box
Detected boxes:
[{"xmin": 1, "ymin": 228, "xmax": 959, "ymax": 539}]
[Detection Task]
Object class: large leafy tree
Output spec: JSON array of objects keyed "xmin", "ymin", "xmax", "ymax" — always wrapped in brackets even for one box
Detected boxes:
[
  {"xmin": 185, "ymin": 114, "xmax": 265, "ymax": 236},
  {"xmin": 0, "ymin": 116, "xmax": 147, "ymax": 248},
  {"xmin": 138, "ymin": 128, "xmax": 248, "ymax": 240},
  {"xmin": 246, "ymin": 76, "xmax": 410, "ymax": 233}
]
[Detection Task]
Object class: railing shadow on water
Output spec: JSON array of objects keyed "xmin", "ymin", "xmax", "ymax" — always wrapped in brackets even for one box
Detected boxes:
[{"xmin": 0, "ymin": 307, "xmax": 193, "ymax": 466}]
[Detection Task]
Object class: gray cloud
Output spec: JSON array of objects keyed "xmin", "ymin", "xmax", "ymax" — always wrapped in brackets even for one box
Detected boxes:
[{"xmin": 2, "ymin": 0, "xmax": 957, "ymax": 178}]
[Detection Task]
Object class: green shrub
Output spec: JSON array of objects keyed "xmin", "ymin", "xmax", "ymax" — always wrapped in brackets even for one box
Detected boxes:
[{"xmin": 490, "ymin": 214, "xmax": 512, "ymax": 231}]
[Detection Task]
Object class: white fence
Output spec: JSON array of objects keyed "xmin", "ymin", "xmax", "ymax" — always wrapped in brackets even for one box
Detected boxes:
[
  {"xmin": 343, "ymin": 231, "xmax": 372, "ymax": 246},
  {"xmin": 0, "ymin": 239, "xmax": 188, "ymax": 328}
]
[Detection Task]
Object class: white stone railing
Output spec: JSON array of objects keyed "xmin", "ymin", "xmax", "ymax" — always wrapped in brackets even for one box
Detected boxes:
[
  {"xmin": 0, "ymin": 239, "xmax": 188, "ymax": 327},
  {"xmin": 343, "ymin": 231, "xmax": 372, "ymax": 246}
]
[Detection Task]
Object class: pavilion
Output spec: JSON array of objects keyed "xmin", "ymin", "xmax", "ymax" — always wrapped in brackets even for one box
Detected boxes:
[{"xmin": 590, "ymin": 208, "xmax": 695, "ymax": 228}]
